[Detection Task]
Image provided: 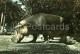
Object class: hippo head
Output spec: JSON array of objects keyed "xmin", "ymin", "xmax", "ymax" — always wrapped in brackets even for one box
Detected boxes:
[
  {"xmin": 11, "ymin": 20, "xmax": 28, "ymax": 43},
  {"xmin": 11, "ymin": 25, "xmax": 28, "ymax": 43}
]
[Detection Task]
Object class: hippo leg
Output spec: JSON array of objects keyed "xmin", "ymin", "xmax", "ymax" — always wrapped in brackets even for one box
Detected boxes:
[
  {"xmin": 60, "ymin": 36, "xmax": 67, "ymax": 43},
  {"xmin": 74, "ymin": 34, "xmax": 80, "ymax": 42},
  {"xmin": 43, "ymin": 34, "xmax": 48, "ymax": 43},
  {"xmin": 29, "ymin": 34, "xmax": 37, "ymax": 43},
  {"xmin": 60, "ymin": 35, "xmax": 74, "ymax": 44}
]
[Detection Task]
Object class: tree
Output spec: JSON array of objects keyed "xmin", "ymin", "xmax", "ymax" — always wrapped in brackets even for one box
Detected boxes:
[{"xmin": 0, "ymin": 0, "xmax": 24, "ymax": 33}]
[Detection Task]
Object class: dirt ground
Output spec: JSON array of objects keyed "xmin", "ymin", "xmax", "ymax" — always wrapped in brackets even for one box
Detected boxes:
[{"xmin": 0, "ymin": 35, "xmax": 80, "ymax": 54}]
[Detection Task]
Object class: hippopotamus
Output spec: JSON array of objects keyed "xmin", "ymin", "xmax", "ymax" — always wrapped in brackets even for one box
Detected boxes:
[{"xmin": 11, "ymin": 13, "xmax": 69, "ymax": 43}]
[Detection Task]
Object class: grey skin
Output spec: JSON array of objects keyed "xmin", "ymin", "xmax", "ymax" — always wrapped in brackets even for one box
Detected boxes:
[{"xmin": 11, "ymin": 13, "xmax": 68, "ymax": 43}]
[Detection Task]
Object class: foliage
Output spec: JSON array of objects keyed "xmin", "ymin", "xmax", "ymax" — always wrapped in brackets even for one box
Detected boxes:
[
  {"xmin": 0, "ymin": 0, "xmax": 80, "ymax": 32},
  {"xmin": 20, "ymin": 0, "xmax": 80, "ymax": 16}
]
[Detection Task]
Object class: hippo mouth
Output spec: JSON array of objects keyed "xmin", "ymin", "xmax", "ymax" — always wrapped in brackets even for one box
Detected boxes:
[{"xmin": 11, "ymin": 31, "xmax": 24, "ymax": 43}]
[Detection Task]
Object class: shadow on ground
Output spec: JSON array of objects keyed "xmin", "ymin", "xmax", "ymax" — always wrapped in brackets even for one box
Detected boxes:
[{"xmin": 0, "ymin": 43, "xmax": 80, "ymax": 54}]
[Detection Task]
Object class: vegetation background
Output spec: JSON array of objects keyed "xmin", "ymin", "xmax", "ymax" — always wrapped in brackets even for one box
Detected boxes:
[{"xmin": 0, "ymin": 0, "xmax": 80, "ymax": 33}]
